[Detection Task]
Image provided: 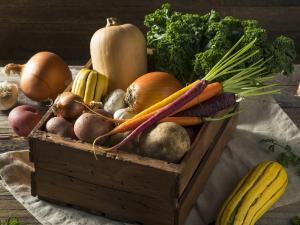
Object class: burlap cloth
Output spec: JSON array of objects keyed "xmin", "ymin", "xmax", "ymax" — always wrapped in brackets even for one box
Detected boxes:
[{"xmin": 0, "ymin": 67, "xmax": 299, "ymax": 224}]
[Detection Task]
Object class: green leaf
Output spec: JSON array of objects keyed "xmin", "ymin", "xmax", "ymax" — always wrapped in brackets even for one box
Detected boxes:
[
  {"xmin": 0, "ymin": 218, "xmax": 21, "ymax": 225},
  {"xmin": 145, "ymin": 4, "xmax": 296, "ymax": 84},
  {"xmin": 291, "ymin": 216, "xmax": 300, "ymax": 225},
  {"xmin": 259, "ymin": 138, "xmax": 300, "ymax": 175}
]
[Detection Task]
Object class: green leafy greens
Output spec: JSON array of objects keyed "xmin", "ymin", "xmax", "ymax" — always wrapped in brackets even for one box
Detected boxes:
[
  {"xmin": 260, "ymin": 138, "xmax": 300, "ymax": 176},
  {"xmin": 145, "ymin": 3, "xmax": 296, "ymax": 84},
  {"xmin": 0, "ymin": 218, "xmax": 21, "ymax": 225},
  {"xmin": 291, "ymin": 216, "xmax": 300, "ymax": 225}
]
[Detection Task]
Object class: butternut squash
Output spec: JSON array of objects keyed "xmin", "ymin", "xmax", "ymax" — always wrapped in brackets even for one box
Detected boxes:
[{"xmin": 90, "ymin": 17, "xmax": 147, "ymax": 91}]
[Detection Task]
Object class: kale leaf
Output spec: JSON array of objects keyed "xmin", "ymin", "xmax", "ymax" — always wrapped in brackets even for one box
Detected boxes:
[{"xmin": 144, "ymin": 4, "xmax": 297, "ymax": 84}]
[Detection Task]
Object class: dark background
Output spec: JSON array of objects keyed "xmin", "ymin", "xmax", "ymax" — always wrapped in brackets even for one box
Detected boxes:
[{"xmin": 1, "ymin": 0, "xmax": 299, "ymax": 65}]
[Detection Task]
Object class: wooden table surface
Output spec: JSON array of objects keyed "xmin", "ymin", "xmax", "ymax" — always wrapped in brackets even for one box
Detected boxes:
[{"xmin": 0, "ymin": 66, "xmax": 299, "ymax": 224}]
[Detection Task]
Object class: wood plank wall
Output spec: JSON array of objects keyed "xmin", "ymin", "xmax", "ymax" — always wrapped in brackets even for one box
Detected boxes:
[{"xmin": 0, "ymin": 0, "xmax": 299, "ymax": 65}]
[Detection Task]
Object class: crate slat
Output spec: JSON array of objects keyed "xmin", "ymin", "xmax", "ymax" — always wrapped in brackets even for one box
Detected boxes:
[
  {"xmin": 30, "ymin": 136, "xmax": 179, "ymax": 200},
  {"xmin": 176, "ymin": 112, "xmax": 239, "ymax": 225},
  {"xmin": 34, "ymin": 168, "xmax": 174, "ymax": 225}
]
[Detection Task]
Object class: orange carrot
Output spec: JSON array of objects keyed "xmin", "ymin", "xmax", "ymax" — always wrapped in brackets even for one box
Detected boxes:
[{"xmin": 175, "ymin": 82, "xmax": 222, "ymax": 113}]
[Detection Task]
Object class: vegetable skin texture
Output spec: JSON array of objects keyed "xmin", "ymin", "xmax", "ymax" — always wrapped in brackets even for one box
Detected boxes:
[
  {"xmin": 104, "ymin": 89, "xmax": 126, "ymax": 114},
  {"xmin": 74, "ymin": 112, "xmax": 114, "ymax": 144},
  {"xmin": 145, "ymin": 4, "xmax": 296, "ymax": 83},
  {"xmin": 113, "ymin": 108, "xmax": 136, "ymax": 120},
  {"xmin": 83, "ymin": 71, "xmax": 97, "ymax": 104},
  {"xmin": 4, "ymin": 52, "xmax": 72, "ymax": 102},
  {"xmin": 46, "ymin": 117, "xmax": 76, "ymax": 139},
  {"xmin": 216, "ymin": 161, "xmax": 288, "ymax": 225},
  {"xmin": 8, "ymin": 105, "xmax": 43, "ymax": 137},
  {"xmin": 54, "ymin": 92, "xmax": 86, "ymax": 120},
  {"xmin": 97, "ymin": 79, "xmax": 207, "ymax": 150},
  {"xmin": 90, "ymin": 17, "xmax": 147, "ymax": 91},
  {"xmin": 0, "ymin": 81, "xmax": 18, "ymax": 111},
  {"xmin": 139, "ymin": 122, "xmax": 191, "ymax": 163},
  {"xmin": 71, "ymin": 68, "xmax": 108, "ymax": 105},
  {"xmin": 175, "ymin": 92, "xmax": 236, "ymax": 117},
  {"xmin": 125, "ymin": 71, "xmax": 182, "ymax": 112}
]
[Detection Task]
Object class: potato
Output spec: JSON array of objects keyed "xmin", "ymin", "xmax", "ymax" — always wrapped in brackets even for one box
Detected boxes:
[
  {"xmin": 46, "ymin": 117, "xmax": 76, "ymax": 139},
  {"xmin": 139, "ymin": 122, "xmax": 191, "ymax": 163},
  {"xmin": 8, "ymin": 105, "xmax": 44, "ymax": 137},
  {"xmin": 74, "ymin": 112, "xmax": 114, "ymax": 144}
]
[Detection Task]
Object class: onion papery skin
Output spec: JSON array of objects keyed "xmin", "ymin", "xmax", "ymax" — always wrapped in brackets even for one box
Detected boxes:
[
  {"xmin": 5, "ymin": 52, "xmax": 72, "ymax": 102},
  {"xmin": 125, "ymin": 72, "xmax": 182, "ymax": 113},
  {"xmin": 55, "ymin": 92, "xmax": 85, "ymax": 120}
]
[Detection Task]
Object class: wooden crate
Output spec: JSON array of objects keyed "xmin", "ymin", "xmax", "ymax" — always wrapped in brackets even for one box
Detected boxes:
[{"xmin": 28, "ymin": 62, "xmax": 239, "ymax": 225}]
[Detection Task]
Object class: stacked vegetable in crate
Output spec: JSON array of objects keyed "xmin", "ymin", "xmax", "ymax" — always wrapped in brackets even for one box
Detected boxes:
[{"xmin": 1, "ymin": 3, "xmax": 296, "ymax": 225}]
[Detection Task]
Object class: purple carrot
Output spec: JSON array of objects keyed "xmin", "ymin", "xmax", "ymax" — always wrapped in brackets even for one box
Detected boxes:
[
  {"xmin": 175, "ymin": 93, "xmax": 236, "ymax": 117},
  {"xmin": 107, "ymin": 79, "xmax": 208, "ymax": 151}
]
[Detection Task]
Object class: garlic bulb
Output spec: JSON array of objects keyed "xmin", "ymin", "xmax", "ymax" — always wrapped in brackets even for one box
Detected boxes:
[
  {"xmin": 113, "ymin": 108, "xmax": 136, "ymax": 120},
  {"xmin": 104, "ymin": 89, "xmax": 126, "ymax": 113},
  {"xmin": 0, "ymin": 81, "xmax": 18, "ymax": 110}
]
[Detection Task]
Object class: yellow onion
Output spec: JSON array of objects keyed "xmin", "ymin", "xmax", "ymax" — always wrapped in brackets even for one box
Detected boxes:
[
  {"xmin": 4, "ymin": 52, "xmax": 72, "ymax": 102},
  {"xmin": 125, "ymin": 72, "xmax": 182, "ymax": 112}
]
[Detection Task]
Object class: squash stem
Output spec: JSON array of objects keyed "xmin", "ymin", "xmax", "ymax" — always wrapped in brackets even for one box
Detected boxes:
[{"xmin": 106, "ymin": 17, "xmax": 119, "ymax": 27}]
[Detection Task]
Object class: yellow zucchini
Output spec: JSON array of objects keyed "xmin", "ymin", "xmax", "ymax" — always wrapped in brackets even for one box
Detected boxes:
[{"xmin": 216, "ymin": 161, "xmax": 288, "ymax": 225}]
